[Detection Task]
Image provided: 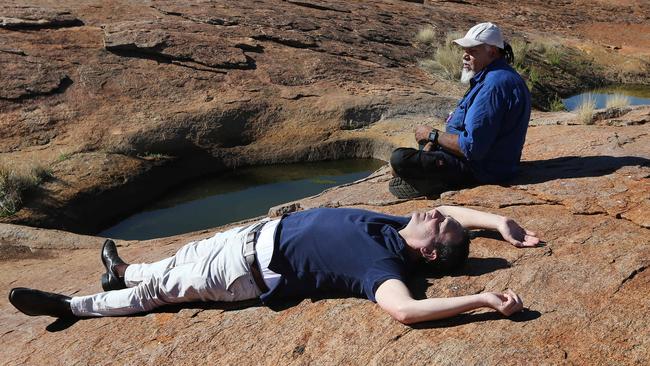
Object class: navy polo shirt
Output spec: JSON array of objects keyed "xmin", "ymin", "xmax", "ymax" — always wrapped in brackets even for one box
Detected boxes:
[
  {"xmin": 259, "ymin": 208, "xmax": 411, "ymax": 306},
  {"xmin": 446, "ymin": 58, "xmax": 531, "ymax": 183}
]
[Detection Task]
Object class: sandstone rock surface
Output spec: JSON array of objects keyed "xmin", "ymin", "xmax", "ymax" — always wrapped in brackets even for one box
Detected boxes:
[
  {"xmin": 1, "ymin": 108, "xmax": 648, "ymax": 365},
  {"xmin": 0, "ymin": 0, "xmax": 649, "ymax": 365},
  {"xmin": 1, "ymin": 0, "xmax": 648, "ymax": 232}
]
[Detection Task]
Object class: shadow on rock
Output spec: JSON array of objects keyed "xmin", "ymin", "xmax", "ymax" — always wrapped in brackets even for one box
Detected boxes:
[
  {"xmin": 46, "ymin": 317, "xmax": 80, "ymax": 332},
  {"xmin": 45, "ymin": 299, "xmax": 266, "ymax": 331},
  {"xmin": 152, "ymin": 298, "xmax": 265, "ymax": 314},
  {"xmin": 514, "ymin": 155, "xmax": 649, "ymax": 185},
  {"xmin": 411, "ymin": 308, "xmax": 542, "ymax": 329},
  {"xmin": 414, "ymin": 256, "xmax": 512, "ymax": 280},
  {"xmin": 457, "ymin": 257, "xmax": 512, "ymax": 277}
]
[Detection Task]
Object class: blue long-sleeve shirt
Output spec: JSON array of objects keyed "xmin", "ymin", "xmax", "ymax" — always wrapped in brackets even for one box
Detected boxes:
[{"xmin": 446, "ymin": 58, "xmax": 531, "ymax": 183}]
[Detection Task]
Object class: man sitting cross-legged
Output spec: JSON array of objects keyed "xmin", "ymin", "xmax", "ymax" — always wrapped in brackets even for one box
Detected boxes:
[
  {"xmin": 9, "ymin": 205, "xmax": 540, "ymax": 324},
  {"xmin": 389, "ymin": 22, "xmax": 531, "ymax": 199}
]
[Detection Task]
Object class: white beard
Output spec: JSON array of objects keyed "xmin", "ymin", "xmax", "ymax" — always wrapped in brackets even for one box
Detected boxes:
[{"xmin": 460, "ymin": 69, "xmax": 475, "ymax": 84}]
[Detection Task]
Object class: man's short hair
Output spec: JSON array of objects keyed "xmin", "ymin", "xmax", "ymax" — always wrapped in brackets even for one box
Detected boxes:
[{"xmin": 430, "ymin": 229, "xmax": 471, "ymax": 273}]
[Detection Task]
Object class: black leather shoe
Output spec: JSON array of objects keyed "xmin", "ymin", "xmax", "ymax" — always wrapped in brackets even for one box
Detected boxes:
[
  {"xmin": 101, "ymin": 239, "xmax": 127, "ymax": 291},
  {"xmin": 9, "ymin": 287, "xmax": 75, "ymax": 318}
]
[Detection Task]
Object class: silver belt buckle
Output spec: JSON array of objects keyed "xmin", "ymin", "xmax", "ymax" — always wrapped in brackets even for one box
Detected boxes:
[{"xmin": 243, "ymin": 221, "xmax": 265, "ymax": 260}]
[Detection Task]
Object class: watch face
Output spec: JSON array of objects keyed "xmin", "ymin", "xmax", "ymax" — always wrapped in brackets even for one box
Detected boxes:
[{"xmin": 429, "ymin": 130, "xmax": 438, "ymax": 142}]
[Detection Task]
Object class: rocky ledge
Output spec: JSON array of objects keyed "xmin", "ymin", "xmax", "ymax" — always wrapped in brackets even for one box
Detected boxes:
[
  {"xmin": 1, "ymin": 107, "xmax": 648, "ymax": 364},
  {"xmin": 0, "ymin": 0, "xmax": 649, "ymax": 364},
  {"xmin": 1, "ymin": 0, "xmax": 648, "ymax": 233}
]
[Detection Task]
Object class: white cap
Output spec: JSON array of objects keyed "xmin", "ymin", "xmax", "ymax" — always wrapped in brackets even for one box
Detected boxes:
[{"xmin": 453, "ymin": 22, "xmax": 504, "ymax": 49}]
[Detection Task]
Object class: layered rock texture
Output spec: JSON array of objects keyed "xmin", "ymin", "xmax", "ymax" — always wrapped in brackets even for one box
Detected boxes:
[
  {"xmin": 0, "ymin": 0, "xmax": 649, "ymax": 364},
  {"xmin": 1, "ymin": 108, "xmax": 649, "ymax": 365}
]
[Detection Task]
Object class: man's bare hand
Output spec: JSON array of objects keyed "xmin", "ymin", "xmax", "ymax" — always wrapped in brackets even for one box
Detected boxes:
[
  {"xmin": 497, "ymin": 217, "xmax": 540, "ymax": 247},
  {"xmin": 422, "ymin": 142, "xmax": 435, "ymax": 151},
  {"xmin": 482, "ymin": 290, "xmax": 523, "ymax": 316},
  {"xmin": 414, "ymin": 125, "xmax": 433, "ymax": 144}
]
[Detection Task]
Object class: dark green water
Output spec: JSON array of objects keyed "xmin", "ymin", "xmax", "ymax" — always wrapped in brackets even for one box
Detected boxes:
[
  {"xmin": 99, "ymin": 159, "xmax": 385, "ymax": 240},
  {"xmin": 563, "ymin": 85, "xmax": 650, "ymax": 111}
]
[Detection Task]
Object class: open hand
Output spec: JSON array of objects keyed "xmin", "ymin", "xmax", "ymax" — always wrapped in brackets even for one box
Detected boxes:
[
  {"xmin": 497, "ymin": 218, "xmax": 540, "ymax": 247},
  {"xmin": 483, "ymin": 289, "xmax": 524, "ymax": 316}
]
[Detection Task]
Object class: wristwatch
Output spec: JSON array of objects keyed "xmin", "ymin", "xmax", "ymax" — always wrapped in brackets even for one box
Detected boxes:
[{"xmin": 428, "ymin": 129, "xmax": 440, "ymax": 146}]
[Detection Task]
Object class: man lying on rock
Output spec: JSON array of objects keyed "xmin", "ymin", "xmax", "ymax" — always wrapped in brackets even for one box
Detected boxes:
[
  {"xmin": 9, "ymin": 205, "xmax": 540, "ymax": 324},
  {"xmin": 389, "ymin": 22, "xmax": 531, "ymax": 199}
]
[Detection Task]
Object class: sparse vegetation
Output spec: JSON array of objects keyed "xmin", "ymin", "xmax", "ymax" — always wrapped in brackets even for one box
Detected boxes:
[
  {"xmin": 0, "ymin": 165, "xmax": 52, "ymax": 217},
  {"xmin": 418, "ymin": 30, "xmax": 464, "ymax": 81},
  {"xmin": 530, "ymin": 40, "xmax": 564, "ymax": 66},
  {"xmin": 30, "ymin": 165, "xmax": 53, "ymax": 184},
  {"xmin": 444, "ymin": 31, "xmax": 464, "ymax": 46},
  {"xmin": 575, "ymin": 94, "xmax": 596, "ymax": 124},
  {"xmin": 432, "ymin": 44, "xmax": 464, "ymax": 80},
  {"xmin": 527, "ymin": 67, "xmax": 541, "ymax": 90},
  {"xmin": 605, "ymin": 93, "xmax": 630, "ymax": 109},
  {"xmin": 418, "ymin": 59, "xmax": 439, "ymax": 75},
  {"xmin": 138, "ymin": 152, "xmax": 171, "ymax": 160},
  {"xmin": 545, "ymin": 45, "xmax": 562, "ymax": 66},
  {"xmin": 104, "ymin": 138, "xmax": 136, "ymax": 156},
  {"xmin": 530, "ymin": 40, "xmax": 547, "ymax": 53},
  {"xmin": 415, "ymin": 26, "xmax": 437, "ymax": 45},
  {"xmin": 549, "ymin": 94, "xmax": 566, "ymax": 112},
  {"xmin": 56, "ymin": 152, "xmax": 72, "ymax": 163},
  {"xmin": 510, "ymin": 38, "xmax": 528, "ymax": 70}
]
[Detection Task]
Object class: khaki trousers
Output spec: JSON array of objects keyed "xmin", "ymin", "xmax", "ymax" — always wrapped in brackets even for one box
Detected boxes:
[{"xmin": 70, "ymin": 223, "xmax": 263, "ymax": 317}]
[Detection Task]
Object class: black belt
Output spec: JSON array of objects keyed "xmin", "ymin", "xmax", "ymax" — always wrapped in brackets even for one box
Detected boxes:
[{"xmin": 243, "ymin": 221, "xmax": 270, "ymax": 293}]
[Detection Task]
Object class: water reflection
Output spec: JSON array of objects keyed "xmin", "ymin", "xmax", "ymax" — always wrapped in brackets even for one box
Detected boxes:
[
  {"xmin": 99, "ymin": 159, "xmax": 385, "ymax": 240},
  {"xmin": 563, "ymin": 85, "xmax": 650, "ymax": 111}
]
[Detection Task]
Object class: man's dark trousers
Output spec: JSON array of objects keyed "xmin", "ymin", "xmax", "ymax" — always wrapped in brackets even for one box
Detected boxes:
[{"xmin": 390, "ymin": 147, "xmax": 476, "ymax": 197}]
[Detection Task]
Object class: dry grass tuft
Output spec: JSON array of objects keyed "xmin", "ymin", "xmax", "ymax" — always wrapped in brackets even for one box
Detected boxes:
[
  {"xmin": 415, "ymin": 26, "xmax": 437, "ymax": 45},
  {"xmin": 444, "ymin": 31, "xmax": 465, "ymax": 46},
  {"xmin": 0, "ymin": 165, "xmax": 52, "ymax": 217},
  {"xmin": 575, "ymin": 94, "xmax": 596, "ymax": 125},
  {"xmin": 419, "ymin": 31, "xmax": 464, "ymax": 80},
  {"xmin": 605, "ymin": 93, "xmax": 630, "ymax": 109},
  {"xmin": 510, "ymin": 38, "xmax": 528, "ymax": 69},
  {"xmin": 433, "ymin": 44, "xmax": 463, "ymax": 80}
]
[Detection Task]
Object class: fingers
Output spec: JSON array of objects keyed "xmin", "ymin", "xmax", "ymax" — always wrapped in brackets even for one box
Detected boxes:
[
  {"xmin": 503, "ymin": 290, "xmax": 524, "ymax": 315},
  {"xmin": 512, "ymin": 234, "xmax": 541, "ymax": 247},
  {"xmin": 525, "ymin": 235, "xmax": 541, "ymax": 246},
  {"xmin": 518, "ymin": 235, "xmax": 540, "ymax": 247},
  {"xmin": 508, "ymin": 289, "xmax": 523, "ymax": 306},
  {"xmin": 525, "ymin": 229, "xmax": 537, "ymax": 236}
]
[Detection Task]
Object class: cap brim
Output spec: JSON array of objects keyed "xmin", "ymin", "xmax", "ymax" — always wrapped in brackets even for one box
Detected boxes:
[{"xmin": 453, "ymin": 38, "xmax": 484, "ymax": 48}]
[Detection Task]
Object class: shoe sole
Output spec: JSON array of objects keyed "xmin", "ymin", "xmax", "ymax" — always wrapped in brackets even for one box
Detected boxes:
[{"xmin": 389, "ymin": 177, "xmax": 423, "ymax": 199}]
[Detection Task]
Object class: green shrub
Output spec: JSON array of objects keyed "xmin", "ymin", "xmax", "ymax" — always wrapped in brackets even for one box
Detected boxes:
[
  {"xmin": 549, "ymin": 94, "xmax": 566, "ymax": 112},
  {"xmin": 575, "ymin": 94, "xmax": 596, "ymax": 124},
  {"xmin": 526, "ymin": 67, "xmax": 540, "ymax": 90}
]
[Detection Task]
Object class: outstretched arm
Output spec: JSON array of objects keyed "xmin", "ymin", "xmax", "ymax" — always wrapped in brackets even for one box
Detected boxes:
[
  {"xmin": 436, "ymin": 205, "xmax": 540, "ymax": 247},
  {"xmin": 375, "ymin": 279, "xmax": 523, "ymax": 324}
]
